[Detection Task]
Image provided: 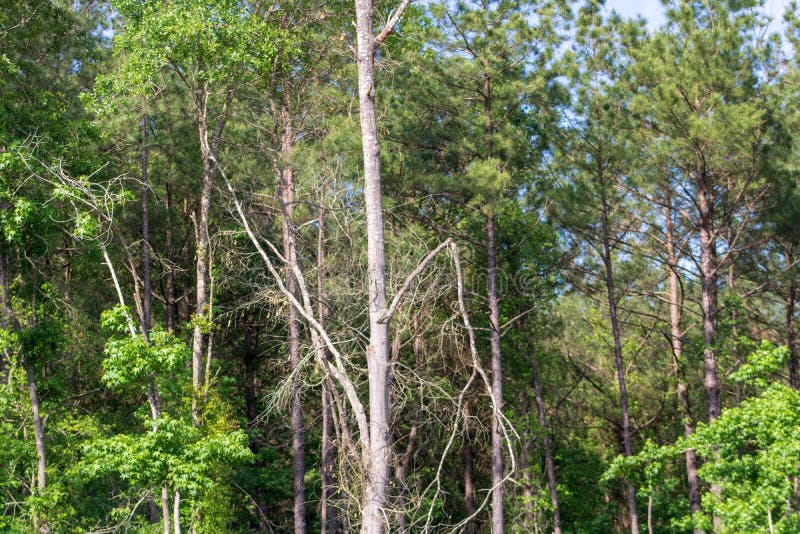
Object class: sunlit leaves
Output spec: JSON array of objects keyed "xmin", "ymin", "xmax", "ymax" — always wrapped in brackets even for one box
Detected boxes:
[{"xmin": 100, "ymin": 306, "xmax": 188, "ymax": 388}]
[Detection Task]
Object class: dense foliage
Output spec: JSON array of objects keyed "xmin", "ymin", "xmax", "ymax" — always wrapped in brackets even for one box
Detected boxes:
[{"xmin": 1, "ymin": 0, "xmax": 799, "ymax": 532}]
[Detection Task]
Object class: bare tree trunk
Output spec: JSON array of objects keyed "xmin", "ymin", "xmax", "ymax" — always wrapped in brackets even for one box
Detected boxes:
[
  {"xmin": 317, "ymin": 203, "xmax": 338, "ymax": 534},
  {"xmin": 274, "ymin": 95, "xmax": 306, "ymax": 534},
  {"xmin": 165, "ymin": 182, "xmax": 176, "ymax": 334},
  {"xmin": 353, "ymin": 2, "xmax": 400, "ymax": 531},
  {"xmin": 599, "ymin": 197, "xmax": 639, "ymax": 534},
  {"xmin": 191, "ymin": 102, "xmax": 213, "ymax": 424},
  {"xmin": 664, "ymin": 195, "xmax": 703, "ymax": 532},
  {"xmin": 486, "ymin": 215, "xmax": 505, "ymax": 534},
  {"xmin": 174, "ymin": 490, "xmax": 181, "ymax": 534},
  {"xmin": 141, "ymin": 112, "xmax": 152, "ymax": 337},
  {"xmin": 462, "ymin": 401, "xmax": 476, "ymax": 534},
  {"xmin": 162, "ymin": 486, "xmax": 172, "ymax": 534}
]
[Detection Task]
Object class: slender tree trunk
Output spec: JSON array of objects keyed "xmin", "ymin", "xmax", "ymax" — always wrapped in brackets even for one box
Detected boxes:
[
  {"xmin": 25, "ymin": 360, "xmax": 47, "ymax": 533},
  {"xmin": 165, "ymin": 182, "xmax": 176, "ymax": 334},
  {"xmin": 664, "ymin": 197, "xmax": 702, "ymax": 532},
  {"xmin": 174, "ymin": 491, "xmax": 181, "ymax": 534},
  {"xmin": 599, "ymin": 198, "xmax": 639, "ymax": 534},
  {"xmin": 243, "ymin": 322, "xmax": 259, "ymax": 423},
  {"xmin": 520, "ymin": 421, "xmax": 535, "ymax": 530},
  {"xmin": 695, "ymin": 163, "xmax": 719, "ymax": 421},
  {"xmin": 396, "ymin": 314, "xmax": 423, "ymax": 533},
  {"xmin": 462, "ymin": 401, "xmax": 476, "ymax": 534},
  {"xmin": 354, "ymin": 2, "xmax": 394, "ymax": 531},
  {"xmin": 1, "ymin": 252, "xmax": 47, "ymax": 532},
  {"xmin": 786, "ymin": 252, "xmax": 798, "ymax": 390},
  {"xmin": 191, "ymin": 116, "xmax": 213, "ymax": 424},
  {"xmin": 481, "ymin": 68, "xmax": 505, "ymax": 534},
  {"xmin": 162, "ymin": 486, "xmax": 172, "ymax": 534},
  {"xmin": 274, "ymin": 95, "xmax": 306, "ymax": 534},
  {"xmin": 486, "ymin": 215, "xmax": 505, "ymax": 534},
  {"xmin": 317, "ymin": 203, "xmax": 338, "ymax": 534},
  {"xmin": 141, "ymin": 110, "xmax": 172, "ymax": 533},
  {"xmin": 528, "ymin": 339, "xmax": 562, "ymax": 534},
  {"xmin": 141, "ymin": 112, "xmax": 152, "ymax": 337}
]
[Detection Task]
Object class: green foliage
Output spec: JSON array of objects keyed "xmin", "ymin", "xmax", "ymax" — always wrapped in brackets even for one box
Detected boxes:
[
  {"xmin": 100, "ymin": 0, "xmax": 287, "ymax": 98},
  {"xmin": 618, "ymin": 343, "xmax": 800, "ymax": 532},
  {"xmin": 100, "ymin": 306, "xmax": 188, "ymax": 388}
]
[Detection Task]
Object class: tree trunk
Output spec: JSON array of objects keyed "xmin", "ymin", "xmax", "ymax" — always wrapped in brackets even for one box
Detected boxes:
[
  {"xmin": 174, "ymin": 490, "xmax": 181, "ymax": 534},
  {"xmin": 354, "ymin": 2, "xmax": 393, "ymax": 531},
  {"xmin": 141, "ymin": 111, "xmax": 173, "ymax": 533},
  {"xmin": 1, "ymin": 251, "xmax": 47, "ymax": 532},
  {"xmin": 25, "ymin": 360, "xmax": 48, "ymax": 533},
  {"xmin": 479, "ymin": 66, "xmax": 505, "ymax": 532},
  {"xmin": 191, "ymin": 112, "xmax": 213, "ymax": 425},
  {"xmin": 462, "ymin": 401, "xmax": 476, "ymax": 534},
  {"xmin": 519, "ymin": 393, "xmax": 536, "ymax": 530},
  {"xmin": 786, "ymin": 251, "xmax": 798, "ymax": 390},
  {"xmin": 528, "ymin": 338, "xmax": 562, "ymax": 534},
  {"xmin": 695, "ymin": 162, "xmax": 719, "ymax": 421},
  {"xmin": 664, "ymin": 195, "xmax": 703, "ymax": 531},
  {"xmin": 599, "ymin": 198, "xmax": 639, "ymax": 534},
  {"xmin": 243, "ymin": 322, "xmax": 259, "ymax": 423},
  {"xmin": 486, "ymin": 215, "xmax": 505, "ymax": 534},
  {"xmin": 275, "ymin": 96, "xmax": 307, "ymax": 534},
  {"xmin": 165, "ymin": 182, "xmax": 176, "ymax": 334},
  {"xmin": 162, "ymin": 486, "xmax": 172, "ymax": 534},
  {"xmin": 141, "ymin": 112, "xmax": 152, "ymax": 337},
  {"xmin": 317, "ymin": 203, "xmax": 338, "ymax": 534},
  {"xmin": 396, "ymin": 314, "xmax": 423, "ymax": 533}
]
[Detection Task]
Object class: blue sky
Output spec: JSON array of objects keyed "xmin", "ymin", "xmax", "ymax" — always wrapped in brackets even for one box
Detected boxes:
[{"xmin": 605, "ymin": 0, "xmax": 793, "ymax": 34}]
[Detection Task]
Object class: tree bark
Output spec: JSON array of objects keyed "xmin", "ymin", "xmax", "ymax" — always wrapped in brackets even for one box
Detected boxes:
[
  {"xmin": 520, "ymin": 418, "xmax": 535, "ymax": 530},
  {"xmin": 528, "ymin": 337, "xmax": 562, "ymax": 534},
  {"xmin": 354, "ymin": 2, "xmax": 394, "ymax": 531},
  {"xmin": 25, "ymin": 359, "xmax": 47, "ymax": 533},
  {"xmin": 695, "ymin": 161, "xmax": 720, "ymax": 421},
  {"xmin": 486, "ymin": 215, "xmax": 505, "ymax": 534},
  {"xmin": 165, "ymin": 182, "xmax": 176, "ymax": 334},
  {"xmin": 664, "ymin": 194, "xmax": 702, "ymax": 531},
  {"xmin": 191, "ymin": 95, "xmax": 213, "ymax": 424},
  {"xmin": 275, "ymin": 96, "xmax": 307, "ymax": 534},
  {"xmin": 462, "ymin": 401, "xmax": 476, "ymax": 534},
  {"xmin": 317, "ymin": 203, "xmax": 338, "ymax": 534},
  {"xmin": 599, "ymin": 197, "xmax": 639, "ymax": 534},
  {"xmin": 1, "ymin": 251, "xmax": 47, "ymax": 532},
  {"xmin": 141, "ymin": 112, "xmax": 152, "ymax": 337},
  {"xmin": 786, "ymin": 250, "xmax": 798, "ymax": 390}
]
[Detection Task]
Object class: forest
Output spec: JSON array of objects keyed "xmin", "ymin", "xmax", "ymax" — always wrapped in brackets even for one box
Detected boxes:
[{"xmin": 1, "ymin": 0, "xmax": 800, "ymax": 532}]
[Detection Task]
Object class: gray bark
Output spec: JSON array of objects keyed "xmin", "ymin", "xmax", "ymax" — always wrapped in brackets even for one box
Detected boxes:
[
  {"xmin": 318, "ymin": 205, "xmax": 338, "ymax": 534},
  {"xmin": 353, "ymin": 1, "xmax": 397, "ymax": 531},
  {"xmin": 486, "ymin": 215, "xmax": 505, "ymax": 534}
]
